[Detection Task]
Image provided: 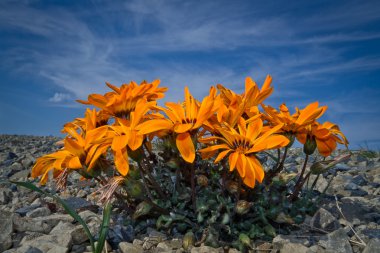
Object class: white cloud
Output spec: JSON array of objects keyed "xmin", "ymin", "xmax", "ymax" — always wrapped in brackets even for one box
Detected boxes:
[{"xmin": 48, "ymin": 92, "xmax": 72, "ymax": 103}]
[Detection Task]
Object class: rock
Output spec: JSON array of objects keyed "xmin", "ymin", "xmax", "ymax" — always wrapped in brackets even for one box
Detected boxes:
[
  {"xmin": 21, "ymin": 154, "xmax": 35, "ymax": 168},
  {"xmin": 191, "ymin": 245, "xmax": 219, "ymax": 253},
  {"xmin": 278, "ymin": 242, "xmax": 309, "ymax": 253},
  {"xmin": 15, "ymin": 204, "xmax": 42, "ymax": 216},
  {"xmin": 256, "ymin": 242, "xmax": 272, "ymax": 252},
  {"xmin": 155, "ymin": 239, "xmax": 183, "ymax": 252},
  {"xmin": 0, "ymin": 211, "xmax": 14, "ymax": 252},
  {"xmin": 25, "ymin": 247, "xmax": 43, "ymax": 253},
  {"xmin": 362, "ymin": 238, "xmax": 380, "ymax": 253},
  {"xmin": 10, "ymin": 162, "xmax": 23, "ymax": 172},
  {"xmin": 50, "ymin": 221, "xmax": 88, "ymax": 245},
  {"xmin": 32, "ymin": 214, "xmax": 74, "ymax": 227},
  {"xmin": 62, "ymin": 197, "xmax": 95, "ymax": 212},
  {"xmin": 310, "ymin": 208, "xmax": 340, "ymax": 231},
  {"xmin": 13, "ymin": 214, "xmax": 53, "ymax": 234},
  {"xmin": 20, "ymin": 237, "xmax": 69, "ymax": 252},
  {"xmin": 26, "ymin": 207, "xmax": 51, "ymax": 218},
  {"xmin": 334, "ymin": 163, "xmax": 351, "ymax": 171},
  {"xmin": 142, "ymin": 236, "xmax": 164, "ymax": 251},
  {"xmin": 319, "ymin": 228, "xmax": 352, "ymax": 253},
  {"xmin": 0, "ymin": 188, "xmax": 12, "ymax": 204},
  {"xmin": 10, "ymin": 170, "xmax": 30, "ymax": 180},
  {"xmin": 119, "ymin": 242, "xmax": 143, "ymax": 253},
  {"xmin": 352, "ymin": 175, "xmax": 367, "ymax": 186},
  {"xmin": 344, "ymin": 182, "xmax": 358, "ymax": 191}
]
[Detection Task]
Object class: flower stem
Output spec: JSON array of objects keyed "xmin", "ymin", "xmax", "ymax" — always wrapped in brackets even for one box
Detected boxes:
[
  {"xmin": 138, "ymin": 161, "xmax": 165, "ymax": 198},
  {"xmin": 266, "ymin": 146, "xmax": 288, "ymax": 183},
  {"xmin": 189, "ymin": 162, "xmax": 196, "ymax": 211},
  {"xmin": 289, "ymin": 154, "xmax": 309, "ymax": 201},
  {"xmin": 137, "ymin": 162, "xmax": 153, "ymax": 201}
]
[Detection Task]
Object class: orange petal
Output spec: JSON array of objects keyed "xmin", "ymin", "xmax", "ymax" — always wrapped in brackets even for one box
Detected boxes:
[
  {"xmin": 137, "ymin": 119, "xmax": 173, "ymax": 135},
  {"xmin": 228, "ymin": 151, "xmax": 239, "ymax": 172},
  {"xmin": 176, "ymin": 132, "xmax": 195, "ymax": 163},
  {"xmin": 111, "ymin": 135, "xmax": 129, "ymax": 151},
  {"xmin": 114, "ymin": 149, "xmax": 129, "ymax": 176}
]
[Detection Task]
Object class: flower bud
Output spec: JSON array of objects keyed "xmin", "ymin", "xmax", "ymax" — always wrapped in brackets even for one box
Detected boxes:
[
  {"xmin": 133, "ymin": 201, "xmax": 152, "ymax": 220},
  {"xmin": 285, "ymin": 133, "xmax": 295, "ymax": 147},
  {"xmin": 238, "ymin": 233, "xmax": 251, "ymax": 248},
  {"xmin": 182, "ymin": 231, "xmax": 195, "ymax": 250},
  {"xmin": 226, "ymin": 180, "xmax": 239, "ymax": 195},
  {"xmin": 303, "ymin": 137, "xmax": 317, "ymax": 155},
  {"xmin": 124, "ymin": 179, "xmax": 144, "ymax": 199},
  {"xmin": 235, "ymin": 200, "xmax": 253, "ymax": 215},
  {"xmin": 197, "ymin": 175, "xmax": 208, "ymax": 187}
]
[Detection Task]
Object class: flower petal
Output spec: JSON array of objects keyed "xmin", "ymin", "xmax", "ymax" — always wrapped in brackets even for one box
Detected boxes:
[{"xmin": 176, "ymin": 132, "xmax": 195, "ymax": 163}]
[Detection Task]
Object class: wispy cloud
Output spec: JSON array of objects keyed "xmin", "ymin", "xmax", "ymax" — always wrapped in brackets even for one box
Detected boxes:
[{"xmin": 0, "ymin": 0, "xmax": 379, "ymax": 146}]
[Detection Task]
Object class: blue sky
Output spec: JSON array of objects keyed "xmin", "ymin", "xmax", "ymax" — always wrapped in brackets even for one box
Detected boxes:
[{"xmin": 0, "ymin": 0, "xmax": 379, "ymax": 149}]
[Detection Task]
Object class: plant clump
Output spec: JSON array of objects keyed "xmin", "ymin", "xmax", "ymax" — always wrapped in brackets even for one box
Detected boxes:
[{"xmin": 30, "ymin": 76, "xmax": 349, "ymax": 251}]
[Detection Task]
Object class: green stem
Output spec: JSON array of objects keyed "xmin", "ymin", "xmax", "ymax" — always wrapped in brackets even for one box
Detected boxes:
[
  {"xmin": 289, "ymin": 154, "xmax": 309, "ymax": 201},
  {"xmin": 140, "ymin": 159, "xmax": 166, "ymax": 199},
  {"xmin": 311, "ymin": 174, "xmax": 320, "ymax": 191},
  {"xmin": 137, "ymin": 162, "xmax": 153, "ymax": 200},
  {"xmin": 266, "ymin": 147, "xmax": 288, "ymax": 182},
  {"xmin": 189, "ymin": 162, "xmax": 196, "ymax": 211}
]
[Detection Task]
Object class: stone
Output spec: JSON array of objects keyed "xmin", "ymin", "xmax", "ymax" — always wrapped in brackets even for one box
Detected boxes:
[
  {"xmin": 0, "ymin": 188, "xmax": 12, "ymax": 204},
  {"xmin": 351, "ymin": 175, "xmax": 367, "ymax": 186},
  {"xmin": 26, "ymin": 207, "xmax": 51, "ymax": 218},
  {"xmin": 344, "ymin": 182, "xmax": 358, "ymax": 191},
  {"xmin": 10, "ymin": 170, "xmax": 30, "ymax": 180},
  {"xmin": 143, "ymin": 236, "xmax": 163, "ymax": 250},
  {"xmin": 278, "ymin": 242, "xmax": 309, "ymax": 253},
  {"xmin": 32, "ymin": 214, "xmax": 74, "ymax": 227},
  {"xmin": 319, "ymin": 228, "xmax": 352, "ymax": 253},
  {"xmin": 15, "ymin": 204, "xmax": 42, "ymax": 216},
  {"xmin": 50, "ymin": 221, "xmax": 88, "ymax": 245},
  {"xmin": 119, "ymin": 242, "xmax": 143, "ymax": 253},
  {"xmin": 0, "ymin": 211, "xmax": 14, "ymax": 252},
  {"xmin": 13, "ymin": 214, "xmax": 53, "ymax": 234},
  {"xmin": 310, "ymin": 208, "xmax": 340, "ymax": 231},
  {"xmin": 191, "ymin": 246, "xmax": 219, "ymax": 253},
  {"xmin": 362, "ymin": 238, "xmax": 380, "ymax": 253},
  {"xmin": 21, "ymin": 234, "xmax": 72, "ymax": 249}
]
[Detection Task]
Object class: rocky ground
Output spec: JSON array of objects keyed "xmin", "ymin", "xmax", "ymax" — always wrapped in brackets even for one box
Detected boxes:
[{"xmin": 0, "ymin": 134, "xmax": 379, "ymax": 253}]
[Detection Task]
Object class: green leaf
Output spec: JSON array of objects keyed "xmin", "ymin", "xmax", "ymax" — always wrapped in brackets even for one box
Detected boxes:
[
  {"xmin": 95, "ymin": 203, "xmax": 112, "ymax": 253},
  {"xmin": 10, "ymin": 181, "xmax": 96, "ymax": 252}
]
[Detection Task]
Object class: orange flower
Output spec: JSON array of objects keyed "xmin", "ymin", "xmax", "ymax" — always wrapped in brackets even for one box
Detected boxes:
[
  {"xmin": 297, "ymin": 121, "xmax": 349, "ymax": 157},
  {"xmin": 215, "ymin": 75, "xmax": 273, "ymax": 127},
  {"xmin": 137, "ymin": 86, "xmax": 219, "ymax": 163},
  {"xmin": 77, "ymin": 80, "xmax": 167, "ymax": 118},
  {"xmin": 32, "ymin": 110, "xmax": 109, "ymax": 184},
  {"xmin": 199, "ymin": 117, "xmax": 289, "ymax": 188},
  {"xmin": 262, "ymin": 102, "xmax": 327, "ymax": 135}
]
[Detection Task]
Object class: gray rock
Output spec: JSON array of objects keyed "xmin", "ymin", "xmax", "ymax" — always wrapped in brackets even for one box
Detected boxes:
[
  {"xmin": 50, "ymin": 221, "xmax": 88, "ymax": 245},
  {"xmin": 334, "ymin": 163, "xmax": 351, "ymax": 171},
  {"xmin": 15, "ymin": 204, "xmax": 41, "ymax": 216},
  {"xmin": 191, "ymin": 246, "xmax": 219, "ymax": 253},
  {"xmin": 0, "ymin": 188, "xmax": 12, "ymax": 204},
  {"xmin": 319, "ymin": 228, "xmax": 352, "ymax": 253},
  {"xmin": 25, "ymin": 247, "xmax": 43, "ymax": 253},
  {"xmin": 13, "ymin": 214, "xmax": 53, "ymax": 234},
  {"xmin": 119, "ymin": 242, "xmax": 143, "ymax": 253},
  {"xmin": 10, "ymin": 170, "xmax": 30, "ymax": 180},
  {"xmin": 0, "ymin": 211, "xmax": 14, "ymax": 252},
  {"xmin": 310, "ymin": 208, "xmax": 340, "ymax": 231},
  {"xmin": 362, "ymin": 238, "xmax": 380, "ymax": 253},
  {"xmin": 10, "ymin": 162, "xmax": 23, "ymax": 172},
  {"xmin": 278, "ymin": 242, "xmax": 309, "ymax": 253},
  {"xmin": 21, "ymin": 234, "xmax": 72, "ymax": 249},
  {"xmin": 344, "ymin": 182, "xmax": 359, "ymax": 191},
  {"xmin": 32, "ymin": 214, "xmax": 74, "ymax": 227},
  {"xmin": 351, "ymin": 175, "xmax": 367, "ymax": 186},
  {"xmin": 143, "ymin": 236, "xmax": 164, "ymax": 251},
  {"xmin": 26, "ymin": 207, "xmax": 51, "ymax": 218}
]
